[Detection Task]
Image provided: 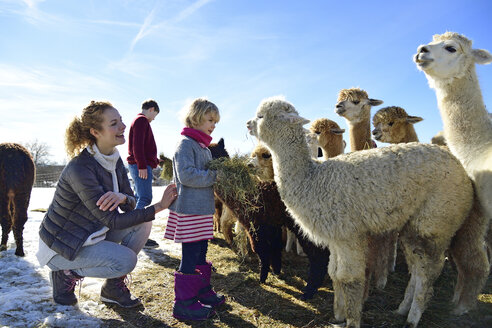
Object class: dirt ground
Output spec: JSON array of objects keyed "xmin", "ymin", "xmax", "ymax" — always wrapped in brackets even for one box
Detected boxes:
[{"xmin": 89, "ymin": 231, "xmax": 492, "ymax": 328}]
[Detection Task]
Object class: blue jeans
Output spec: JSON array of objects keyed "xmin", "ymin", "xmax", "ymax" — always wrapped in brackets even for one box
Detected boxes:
[
  {"xmin": 179, "ymin": 240, "xmax": 208, "ymax": 274},
  {"xmin": 46, "ymin": 222, "xmax": 152, "ymax": 278},
  {"xmin": 128, "ymin": 164, "xmax": 153, "ymax": 209}
]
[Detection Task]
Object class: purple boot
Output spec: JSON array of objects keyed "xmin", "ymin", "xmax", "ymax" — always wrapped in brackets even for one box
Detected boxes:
[
  {"xmin": 196, "ymin": 261, "xmax": 226, "ymax": 307},
  {"xmin": 173, "ymin": 271, "xmax": 214, "ymax": 320}
]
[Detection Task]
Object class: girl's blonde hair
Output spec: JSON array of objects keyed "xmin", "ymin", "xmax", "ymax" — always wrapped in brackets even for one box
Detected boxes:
[
  {"xmin": 65, "ymin": 101, "xmax": 113, "ymax": 158},
  {"xmin": 185, "ymin": 98, "xmax": 220, "ymax": 128}
]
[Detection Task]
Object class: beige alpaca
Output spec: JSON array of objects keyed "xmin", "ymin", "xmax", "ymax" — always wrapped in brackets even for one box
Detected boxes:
[
  {"xmin": 247, "ymin": 97, "xmax": 476, "ymax": 328},
  {"xmin": 335, "ymin": 88, "xmax": 383, "ymax": 151},
  {"xmin": 309, "ymin": 118, "xmax": 346, "ymax": 160},
  {"xmin": 372, "ymin": 106, "xmax": 423, "ymax": 143},
  {"xmin": 415, "ymin": 32, "xmax": 491, "ymax": 310}
]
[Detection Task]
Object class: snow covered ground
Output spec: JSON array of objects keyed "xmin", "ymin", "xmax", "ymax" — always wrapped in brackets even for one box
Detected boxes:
[{"xmin": 0, "ymin": 187, "xmax": 179, "ymax": 328}]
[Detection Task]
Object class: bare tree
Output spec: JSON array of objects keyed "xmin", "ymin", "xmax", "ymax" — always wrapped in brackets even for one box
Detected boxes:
[{"xmin": 23, "ymin": 139, "xmax": 51, "ymax": 166}]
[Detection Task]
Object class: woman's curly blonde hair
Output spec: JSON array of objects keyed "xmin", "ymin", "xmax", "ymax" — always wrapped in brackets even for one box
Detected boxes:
[{"xmin": 65, "ymin": 101, "xmax": 113, "ymax": 158}]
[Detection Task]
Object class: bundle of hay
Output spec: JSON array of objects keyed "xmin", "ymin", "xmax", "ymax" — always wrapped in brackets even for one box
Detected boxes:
[{"xmin": 208, "ymin": 155, "xmax": 260, "ymax": 215}]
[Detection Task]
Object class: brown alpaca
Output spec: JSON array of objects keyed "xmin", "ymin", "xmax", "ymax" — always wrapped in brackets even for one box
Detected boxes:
[
  {"xmin": 335, "ymin": 88, "xmax": 383, "ymax": 151},
  {"xmin": 372, "ymin": 106, "xmax": 423, "ymax": 143},
  {"xmin": 309, "ymin": 118, "xmax": 345, "ymax": 159},
  {"xmin": 0, "ymin": 143, "xmax": 35, "ymax": 257}
]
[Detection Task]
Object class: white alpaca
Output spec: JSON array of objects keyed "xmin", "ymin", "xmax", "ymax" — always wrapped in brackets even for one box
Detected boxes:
[
  {"xmin": 414, "ymin": 32, "xmax": 492, "ymax": 221},
  {"xmin": 247, "ymin": 97, "xmax": 476, "ymax": 328},
  {"xmin": 415, "ymin": 32, "xmax": 492, "ymax": 291}
]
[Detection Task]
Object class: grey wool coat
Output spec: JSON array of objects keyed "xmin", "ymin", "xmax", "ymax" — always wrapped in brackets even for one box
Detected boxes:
[
  {"xmin": 168, "ymin": 135, "xmax": 217, "ymax": 215},
  {"xmin": 38, "ymin": 149, "xmax": 156, "ymax": 261}
]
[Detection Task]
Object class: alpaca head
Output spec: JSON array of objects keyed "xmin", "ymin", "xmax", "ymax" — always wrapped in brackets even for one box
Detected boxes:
[
  {"xmin": 305, "ymin": 129, "xmax": 324, "ymax": 158},
  {"xmin": 335, "ymin": 88, "xmax": 383, "ymax": 123},
  {"xmin": 310, "ymin": 118, "xmax": 346, "ymax": 156},
  {"xmin": 414, "ymin": 32, "xmax": 492, "ymax": 86},
  {"xmin": 249, "ymin": 144, "xmax": 274, "ymax": 181},
  {"xmin": 209, "ymin": 138, "xmax": 229, "ymax": 159},
  {"xmin": 247, "ymin": 96, "xmax": 310, "ymax": 148},
  {"xmin": 431, "ymin": 131, "xmax": 447, "ymax": 146},
  {"xmin": 372, "ymin": 106, "xmax": 423, "ymax": 143}
]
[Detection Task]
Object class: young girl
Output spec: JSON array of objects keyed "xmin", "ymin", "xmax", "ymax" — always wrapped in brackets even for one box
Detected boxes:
[{"xmin": 164, "ymin": 98, "xmax": 225, "ymax": 320}]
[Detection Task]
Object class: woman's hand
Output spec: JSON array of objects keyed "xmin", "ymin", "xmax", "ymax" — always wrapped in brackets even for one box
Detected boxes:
[
  {"xmin": 161, "ymin": 184, "xmax": 177, "ymax": 209},
  {"xmin": 96, "ymin": 191, "xmax": 127, "ymax": 211},
  {"xmin": 154, "ymin": 184, "xmax": 177, "ymax": 214}
]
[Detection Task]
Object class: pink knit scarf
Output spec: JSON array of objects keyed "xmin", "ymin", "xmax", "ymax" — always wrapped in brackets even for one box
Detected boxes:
[{"xmin": 181, "ymin": 127, "xmax": 212, "ymax": 148}]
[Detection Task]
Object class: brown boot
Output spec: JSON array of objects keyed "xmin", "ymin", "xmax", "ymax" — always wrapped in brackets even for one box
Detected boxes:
[
  {"xmin": 50, "ymin": 270, "xmax": 83, "ymax": 306},
  {"xmin": 100, "ymin": 275, "xmax": 141, "ymax": 308}
]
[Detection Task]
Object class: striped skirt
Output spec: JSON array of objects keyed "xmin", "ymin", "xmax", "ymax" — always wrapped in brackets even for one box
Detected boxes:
[{"xmin": 164, "ymin": 210, "xmax": 214, "ymax": 243}]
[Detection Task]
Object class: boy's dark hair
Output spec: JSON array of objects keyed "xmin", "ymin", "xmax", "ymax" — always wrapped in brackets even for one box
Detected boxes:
[{"xmin": 142, "ymin": 99, "xmax": 159, "ymax": 113}]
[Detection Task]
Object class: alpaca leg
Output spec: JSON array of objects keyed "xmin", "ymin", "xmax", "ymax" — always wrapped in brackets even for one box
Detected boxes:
[
  {"xmin": 397, "ymin": 241, "xmax": 418, "ymax": 316},
  {"xmin": 406, "ymin": 253, "xmax": 445, "ymax": 328},
  {"xmin": 0, "ymin": 195, "xmax": 11, "ymax": 251},
  {"xmin": 221, "ymin": 206, "xmax": 235, "ymax": 245},
  {"xmin": 12, "ymin": 194, "xmax": 29, "ymax": 257},
  {"xmin": 388, "ymin": 232, "xmax": 398, "ymax": 273},
  {"xmin": 254, "ymin": 225, "xmax": 270, "ymax": 283},
  {"xmin": 302, "ymin": 251, "xmax": 329, "ymax": 300},
  {"xmin": 285, "ymin": 229, "xmax": 295, "ymax": 252},
  {"xmin": 449, "ymin": 201, "xmax": 489, "ymax": 315},
  {"xmin": 270, "ymin": 226, "xmax": 283, "ymax": 275},
  {"xmin": 337, "ymin": 243, "xmax": 367, "ymax": 328},
  {"xmin": 486, "ymin": 223, "xmax": 492, "ymax": 270},
  {"xmin": 372, "ymin": 234, "xmax": 391, "ymax": 290},
  {"xmin": 296, "ymin": 238, "xmax": 306, "ymax": 256},
  {"xmin": 328, "ymin": 246, "xmax": 345, "ymax": 322}
]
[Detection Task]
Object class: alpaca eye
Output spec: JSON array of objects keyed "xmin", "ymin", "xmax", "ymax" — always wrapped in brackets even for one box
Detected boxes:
[
  {"xmin": 257, "ymin": 115, "xmax": 264, "ymax": 119},
  {"xmin": 353, "ymin": 100, "xmax": 360, "ymax": 105},
  {"xmin": 388, "ymin": 122, "xmax": 394, "ymax": 127},
  {"xmin": 445, "ymin": 46, "xmax": 456, "ymax": 53},
  {"xmin": 262, "ymin": 153, "xmax": 271, "ymax": 159},
  {"xmin": 315, "ymin": 131, "xmax": 320, "ymax": 135}
]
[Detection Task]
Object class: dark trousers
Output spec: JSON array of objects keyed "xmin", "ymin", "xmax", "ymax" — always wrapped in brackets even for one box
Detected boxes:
[{"xmin": 179, "ymin": 240, "xmax": 208, "ymax": 274}]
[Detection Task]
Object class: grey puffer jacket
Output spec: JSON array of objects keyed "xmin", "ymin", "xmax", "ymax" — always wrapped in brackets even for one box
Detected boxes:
[{"xmin": 39, "ymin": 149, "xmax": 155, "ymax": 261}]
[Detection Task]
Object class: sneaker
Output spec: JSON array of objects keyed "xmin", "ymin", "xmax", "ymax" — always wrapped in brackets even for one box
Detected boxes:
[
  {"xmin": 144, "ymin": 238, "xmax": 159, "ymax": 249},
  {"xmin": 100, "ymin": 276, "xmax": 141, "ymax": 308}
]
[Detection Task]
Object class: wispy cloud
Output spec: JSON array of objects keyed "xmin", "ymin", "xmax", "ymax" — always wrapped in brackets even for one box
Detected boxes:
[{"xmin": 129, "ymin": 0, "xmax": 214, "ymax": 51}]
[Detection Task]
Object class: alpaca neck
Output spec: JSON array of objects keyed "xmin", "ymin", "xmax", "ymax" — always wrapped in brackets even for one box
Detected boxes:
[
  {"xmin": 349, "ymin": 119, "xmax": 373, "ymax": 151},
  {"xmin": 267, "ymin": 127, "xmax": 312, "ymax": 185},
  {"xmin": 430, "ymin": 66, "xmax": 492, "ymax": 167},
  {"xmin": 321, "ymin": 139, "xmax": 344, "ymax": 159},
  {"xmin": 402, "ymin": 126, "xmax": 419, "ymax": 143}
]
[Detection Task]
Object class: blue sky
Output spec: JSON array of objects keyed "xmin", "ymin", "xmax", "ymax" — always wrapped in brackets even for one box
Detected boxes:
[{"xmin": 1, "ymin": 0, "xmax": 491, "ymax": 164}]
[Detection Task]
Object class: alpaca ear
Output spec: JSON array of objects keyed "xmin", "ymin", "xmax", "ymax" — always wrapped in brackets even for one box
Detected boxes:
[
  {"xmin": 368, "ymin": 98, "xmax": 384, "ymax": 106},
  {"xmin": 406, "ymin": 116, "xmax": 423, "ymax": 124},
  {"xmin": 331, "ymin": 128, "xmax": 345, "ymax": 135},
  {"xmin": 218, "ymin": 138, "xmax": 224, "ymax": 147},
  {"xmin": 279, "ymin": 112, "xmax": 310, "ymax": 125},
  {"xmin": 472, "ymin": 48, "xmax": 492, "ymax": 65}
]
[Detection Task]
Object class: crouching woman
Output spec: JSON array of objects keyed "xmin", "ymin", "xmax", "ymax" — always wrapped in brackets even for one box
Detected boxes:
[{"xmin": 36, "ymin": 100, "xmax": 177, "ymax": 308}]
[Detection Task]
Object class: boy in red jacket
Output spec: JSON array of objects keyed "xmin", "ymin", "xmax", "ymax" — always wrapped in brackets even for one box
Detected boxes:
[{"xmin": 127, "ymin": 99, "xmax": 160, "ymax": 248}]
